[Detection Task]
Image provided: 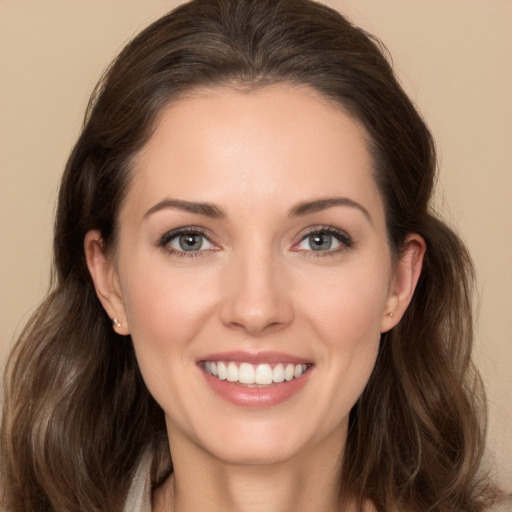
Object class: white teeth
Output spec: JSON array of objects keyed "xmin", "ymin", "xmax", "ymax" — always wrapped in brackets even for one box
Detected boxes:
[
  {"xmin": 217, "ymin": 361, "xmax": 227, "ymax": 380},
  {"xmin": 255, "ymin": 364, "xmax": 273, "ymax": 385},
  {"xmin": 204, "ymin": 360, "xmax": 309, "ymax": 385},
  {"xmin": 238, "ymin": 363, "xmax": 255, "ymax": 384},
  {"xmin": 272, "ymin": 363, "xmax": 285, "ymax": 383},
  {"xmin": 284, "ymin": 363, "xmax": 295, "ymax": 381},
  {"xmin": 227, "ymin": 362, "xmax": 238, "ymax": 382}
]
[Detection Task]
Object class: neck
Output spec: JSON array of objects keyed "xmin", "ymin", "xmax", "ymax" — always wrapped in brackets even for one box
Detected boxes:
[{"xmin": 153, "ymin": 427, "xmax": 353, "ymax": 512}]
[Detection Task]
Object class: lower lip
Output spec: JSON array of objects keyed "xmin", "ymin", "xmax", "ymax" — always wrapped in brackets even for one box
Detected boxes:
[{"xmin": 201, "ymin": 367, "xmax": 311, "ymax": 407}]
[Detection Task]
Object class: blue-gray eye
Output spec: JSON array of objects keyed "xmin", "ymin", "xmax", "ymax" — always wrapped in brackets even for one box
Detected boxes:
[
  {"xmin": 168, "ymin": 232, "xmax": 213, "ymax": 252},
  {"xmin": 298, "ymin": 231, "xmax": 342, "ymax": 251}
]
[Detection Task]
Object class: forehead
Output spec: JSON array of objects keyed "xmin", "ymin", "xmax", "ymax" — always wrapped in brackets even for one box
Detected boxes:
[{"xmin": 126, "ymin": 84, "xmax": 382, "ymax": 221}]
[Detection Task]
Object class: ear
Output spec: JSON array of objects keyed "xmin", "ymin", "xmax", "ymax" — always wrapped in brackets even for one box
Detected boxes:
[
  {"xmin": 381, "ymin": 233, "xmax": 426, "ymax": 333},
  {"xmin": 84, "ymin": 230, "xmax": 130, "ymax": 335}
]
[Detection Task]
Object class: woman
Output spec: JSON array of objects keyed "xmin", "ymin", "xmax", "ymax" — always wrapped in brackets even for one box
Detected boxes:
[{"xmin": 0, "ymin": 0, "xmax": 501, "ymax": 510}]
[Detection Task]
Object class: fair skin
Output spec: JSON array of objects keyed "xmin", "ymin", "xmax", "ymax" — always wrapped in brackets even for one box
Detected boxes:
[{"xmin": 85, "ymin": 85, "xmax": 425, "ymax": 512}]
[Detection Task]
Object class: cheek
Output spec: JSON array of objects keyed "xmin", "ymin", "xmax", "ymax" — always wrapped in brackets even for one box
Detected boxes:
[
  {"xmin": 118, "ymin": 262, "xmax": 222, "ymax": 421},
  {"xmin": 119, "ymin": 262, "xmax": 218, "ymax": 364},
  {"xmin": 296, "ymin": 259, "xmax": 390, "ymax": 396},
  {"xmin": 298, "ymin": 260, "xmax": 391, "ymax": 343},
  {"xmin": 317, "ymin": 279, "xmax": 384, "ymax": 371}
]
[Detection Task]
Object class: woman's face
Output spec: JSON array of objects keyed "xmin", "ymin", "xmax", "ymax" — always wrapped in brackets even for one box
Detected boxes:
[{"xmin": 89, "ymin": 85, "xmax": 421, "ymax": 465}]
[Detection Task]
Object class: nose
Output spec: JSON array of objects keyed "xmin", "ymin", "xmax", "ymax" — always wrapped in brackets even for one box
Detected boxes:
[{"xmin": 219, "ymin": 250, "xmax": 294, "ymax": 336}]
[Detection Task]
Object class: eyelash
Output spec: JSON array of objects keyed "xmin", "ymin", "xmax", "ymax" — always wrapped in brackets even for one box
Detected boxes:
[
  {"xmin": 158, "ymin": 227, "xmax": 217, "ymax": 258},
  {"xmin": 157, "ymin": 225, "xmax": 354, "ymax": 258},
  {"xmin": 293, "ymin": 226, "xmax": 354, "ymax": 257}
]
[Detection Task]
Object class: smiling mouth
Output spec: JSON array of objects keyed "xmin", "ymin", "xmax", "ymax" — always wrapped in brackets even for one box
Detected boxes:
[{"xmin": 202, "ymin": 361, "xmax": 311, "ymax": 386}]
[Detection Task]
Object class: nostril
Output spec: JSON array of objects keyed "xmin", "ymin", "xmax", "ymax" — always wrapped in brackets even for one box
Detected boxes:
[
  {"xmin": 219, "ymin": 266, "xmax": 294, "ymax": 334},
  {"xmin": 226, "ymin": 319, "xmax": 288, "ymax": 337}
]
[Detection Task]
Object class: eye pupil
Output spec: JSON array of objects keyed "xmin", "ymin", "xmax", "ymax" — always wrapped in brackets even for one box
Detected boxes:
[
  {"xmin": 179, "ymin": 234, "xmax": 202, "ymax": 251},
  {"xmin": 310, "ymin": 232, "xmax": 332, "ymax": 250}
]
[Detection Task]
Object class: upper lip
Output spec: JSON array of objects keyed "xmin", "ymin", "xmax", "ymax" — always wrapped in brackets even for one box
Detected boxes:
[{"xmin": 198, "ymin": 351, "xmax": 312, "ymax": 365}]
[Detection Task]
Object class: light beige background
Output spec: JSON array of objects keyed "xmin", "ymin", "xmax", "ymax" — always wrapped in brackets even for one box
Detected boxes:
[{"xmin": 1, "ymin": 0, "xmax": 511, "ymax": 493}]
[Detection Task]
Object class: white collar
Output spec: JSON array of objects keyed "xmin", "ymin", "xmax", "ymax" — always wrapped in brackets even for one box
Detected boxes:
[{"xmin": 124, "ymin": 449, "xmax": 152, "ymax": 512}]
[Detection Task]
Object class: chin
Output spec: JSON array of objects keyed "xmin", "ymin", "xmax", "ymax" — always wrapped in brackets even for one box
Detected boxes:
[
  {"xmin": 190, "ymin": 414, "xmax": 344, "ymax": 467},
  {"xmin": 209, "ymin": 437, "xmax": 305, "ymax": 466}
]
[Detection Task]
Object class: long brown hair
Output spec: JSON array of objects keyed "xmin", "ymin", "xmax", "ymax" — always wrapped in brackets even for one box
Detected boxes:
[{"xmin": 1, "ymin": 1, "xmax": 495, "ymax": 510}]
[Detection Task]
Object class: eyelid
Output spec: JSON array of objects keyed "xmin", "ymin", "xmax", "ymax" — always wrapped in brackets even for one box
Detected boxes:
[
  {"xmin": 291, "ymin": 225, "xmax": 354, "ymax": 254},
  {"xmin": 156, "ymin": 224, "xmax": 353, "ymax": 257},
  {"xmin": 158, "ymin": 226, "xmax": 220, "ymax": 256}
]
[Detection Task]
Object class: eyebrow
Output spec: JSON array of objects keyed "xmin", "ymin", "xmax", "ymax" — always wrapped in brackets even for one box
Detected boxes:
[
  {"xmin": 144, "ymin": 198, "xmax": 226, "ymax": 219},
  {"xmin": 143, "ymin": 196, "xmax": 371, "ymax": 224},
  {"xmin": 288, "ymin": 197, "xmax": 372, "ymax": 224}
]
